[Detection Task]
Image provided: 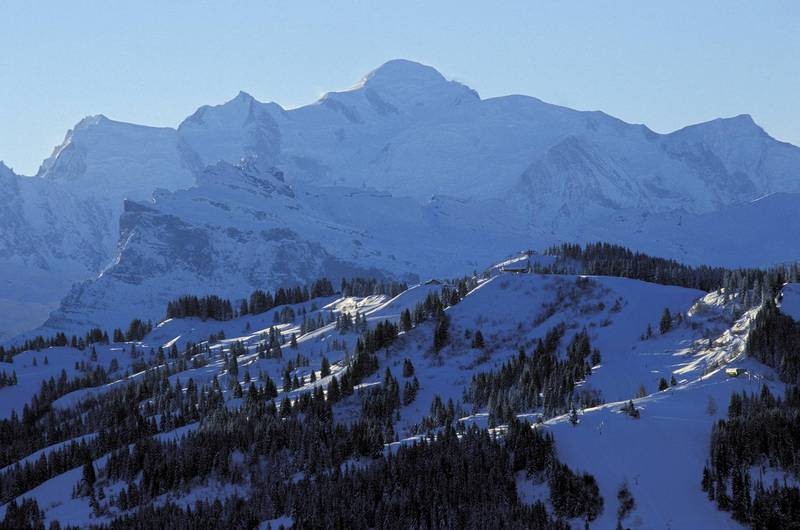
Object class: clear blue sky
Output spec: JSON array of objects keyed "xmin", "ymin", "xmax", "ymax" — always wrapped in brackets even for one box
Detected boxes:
[{"xmin": 1, "ymin": 0, "xmax": 798, "ymax": 175}]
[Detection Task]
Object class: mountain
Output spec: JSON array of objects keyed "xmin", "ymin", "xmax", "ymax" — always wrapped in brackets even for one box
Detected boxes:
[
  {"xmin": 43, "ymin": 158, "xmax": 533, "ymax": 332},
  {"xmin": 0, "ymin": 116, "xmax": 197, "ymax": 338},
  {"xmin": 2, "ymin": 59, "xmax": 800, "ymax": 339}
]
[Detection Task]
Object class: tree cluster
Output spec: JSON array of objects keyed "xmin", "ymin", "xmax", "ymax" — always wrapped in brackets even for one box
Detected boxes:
[
  {"xmin": 702, "ymin": 385, "xmax": 800, "ymax": 527},
  {"xmin": 340, "ymin": 278, "xmax": 407, "ymax": 298},
  {"xmin": 747, "ymin": 298, "xmax": 800, "ymax": 385},
  {"xmin": 466, "ymin": 325, "xmax": 603, "ymax": 423},
  {"xmin": 543, "ymin": 242, "xmax": 800, "ymax": 299}
]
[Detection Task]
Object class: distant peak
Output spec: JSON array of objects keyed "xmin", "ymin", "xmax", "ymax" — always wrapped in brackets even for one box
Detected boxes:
[
  {"xmin": 713, "ymin": 114, "xmax": 759, "ymax": 128},
  {"xmin": 332, "ymin": 59, "xmax": 479, "ymax": 107},
  {"xmin": 730, "ymin": 113, "xmax": 754, "ymax": 122},
  {"xmin": 74, "ymin": 114, "xmax": 109, "ymax": 130},
  {"xmin": 669, "ymin": 113, "xmax": 766, "ymax": 139},
  {"xmin": 360, "ymin": 59, "xmax": 447, "ymax": 87},
  {"xmin": 231, "ymin": 90, "xmax": 256, "ymax": 103}
]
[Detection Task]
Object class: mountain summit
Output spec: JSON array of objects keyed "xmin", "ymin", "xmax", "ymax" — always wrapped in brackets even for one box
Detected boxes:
[{"xmin": 352, "ymin": 59, "xmax": 480, "ymax": 107}]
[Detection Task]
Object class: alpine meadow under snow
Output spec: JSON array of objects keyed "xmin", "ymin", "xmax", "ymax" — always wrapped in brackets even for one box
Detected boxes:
[{"xmin": 1, "ymin": 60, "xmax": 800, "ymax": 529}]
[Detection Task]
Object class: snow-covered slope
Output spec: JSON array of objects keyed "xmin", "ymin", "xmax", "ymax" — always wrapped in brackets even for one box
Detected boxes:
[
  {"xmin": 0, "ymin": 116, "xmax": 196, "ymax": 338},
  {"xmin": 41, "ymin": 158, "xmax": 534, "ymax": 333},
  {"xmin": 0, "ymin": 163, "xmax": 115, "ymax": 338},
  {"xmin": 37, "ymin": 115, "xmax": 196, "ymax": 196},
  {"xmin": 2, "ymin": 260, "xmax": 787, "ymax": 528},
  {"xmin": 780, "ymin": 283, "xmax": 800, "ymax": 320}
]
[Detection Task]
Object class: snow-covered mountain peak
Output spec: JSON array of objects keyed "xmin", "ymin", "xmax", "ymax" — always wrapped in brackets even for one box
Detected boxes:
[
  {"xmin": 73, "ymin": 114, "xmax": 110, "ymax": 130},
  {"xmin": 327, "ymin": 58, "xmax": 480, "ymax": 111},
  {"xmin": 232, "ymin": 90, "xmax": 256, "ymax": 103},
  {"xmin": 359, "ymin": 59, "xmax": 448, "ymax": 88},
  {"xmin": 33, "ymin": 113, "xmax": 195, "ymax": 202},
  {"xmin": 668, "ymin": 112, "xmax": 767, "ymax": 141},
  {"xmin": 725, "ymin": 112, "xmax": 756, "ymax": 124},
  {"xmin": 178, "ymin": 90, "xmax": 283, "ymax": 168},
  {"xmin": 709, "ymin": 113, "xmax": 770, "ymax": 140},
  {"xmin": 181, "ymin": 90, "xmax": 277, "ymax": 126}
]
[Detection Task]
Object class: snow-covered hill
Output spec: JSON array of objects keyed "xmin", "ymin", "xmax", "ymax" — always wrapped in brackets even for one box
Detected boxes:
[
  {"xmin": 1, "ymin": 253, "xmax": 796, "ymax": 528},
  {"xmin": 3, "ymin": 59, "xmax": 800, "ymax": 339}
]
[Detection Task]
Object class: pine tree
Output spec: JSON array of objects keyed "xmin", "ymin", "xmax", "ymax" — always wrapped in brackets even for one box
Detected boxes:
[
  {"xmin": 327, "ymin": 377, "xmax": 341, "ymax": 402},
  {"xmin": 471, "ymin": 330, "xmax": 485, "ymax": 349},
  {"xmin": 659, "ymin": 307, "xmax": 672, "ymax": 334},
  {"xmin": 321, "ymin": 356, "xmax": 331, "ymax": 378},
  {"xmin": 280, "ymin": 397, "xmax": 292, "ymax": 417},
  {"xmin": 591, "ymin": 348, "xmax": 601, "ymax": 366},
  {"xmin": 569, "ymin": 407, "xmax": 579, "ymax": 426},
  {"xmin": 701, "ymin": 465, "xmax": 712, "ymax": 493},
  {"xmin": 616, "ymin": 482, "xmax": 635, "ymax": 523},
  {"xmin": 402, "ymin": 358, "xmax": 415, "ymax": 378},
  {"xmin": 433, "ymin": 314, "xmax": 450, "ymax": 353},
  {"xmin": 400, "ymin": 309, "xmax": 413, "ymax": 332},
  {"xmin": 82, "ymin": 459, "xmax": 96, "ymax": 494},
  {"xmin": 622, "ymin": 400, "xmax": 640, "ymax": 419}
]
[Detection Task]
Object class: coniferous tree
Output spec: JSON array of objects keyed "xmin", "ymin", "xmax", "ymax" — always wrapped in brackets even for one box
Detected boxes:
[
  {"xmin": 326, "ymin": 376, "xmax": 341, "ymax": 403},
  {"xmin": 569, "ymin": 407, "xmax": 579, "ymax": 426},
  {"xmin": 659, "ymin": 308, "xmax": 672, "ymax": 334},
  {"xmin": 320, "ymin": 356, "xmax": 331, "ymax": 378},
  {"xmin": 400, "ymin": 309, "xmax": 413, "ymax": 332},
  {"xmin": 402, "ymin": 358, "xmax": 415, "ymax": 378},
  {"xmin": 81, "ymin": 459, "xmax": 96, "ymax": 494},
  {"xmin": 591, "ymin": 348, "xmax": 601, "ymax": 366},
  {"xmin": 617, "ymin": 482, "xmax": 635, "ymax": 523},
  {"xmin": 471, "ymin": 330, "xmax": 485, "ymax": 349}
]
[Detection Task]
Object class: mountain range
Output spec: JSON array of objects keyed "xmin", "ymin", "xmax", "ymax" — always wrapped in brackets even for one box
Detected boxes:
[{"xmin": 2, "ymin": 58, "xmax": 800, "ymax": 339}]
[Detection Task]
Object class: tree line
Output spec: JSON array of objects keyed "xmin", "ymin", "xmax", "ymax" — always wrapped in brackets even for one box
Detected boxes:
[
  {"xmin": 543, "ymin": 242, "xmax": 800, "ymax": 297},
  {"xmin": 165, "ymin": 278, "xmax": 337, "ymax": 321}
]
